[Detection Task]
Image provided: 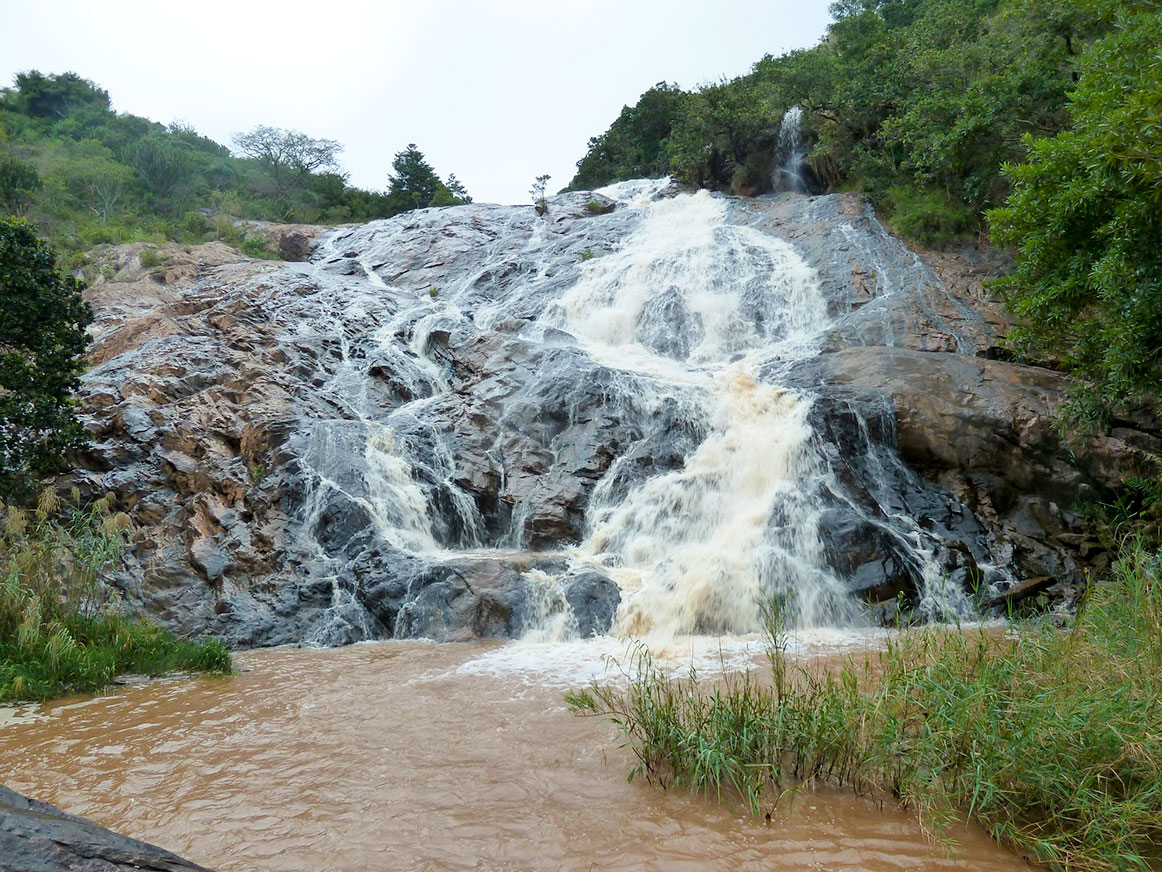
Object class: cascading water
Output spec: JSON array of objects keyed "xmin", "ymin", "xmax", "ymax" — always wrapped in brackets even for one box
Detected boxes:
[
  {"xmin": 270, "ymin": 180, "xmax": 993, "ymax": 648},
  {"xmin": 552, "ymin": 190, "xmax": 856, "ymax": 635},
  {"xmin": 772, "ymin": 106, "xmax": 809, "ymax": 194}
]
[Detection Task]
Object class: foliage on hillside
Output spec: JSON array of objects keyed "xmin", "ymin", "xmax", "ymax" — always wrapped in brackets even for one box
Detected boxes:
[
  {"xmin": 990, "ymin": 5, "xmax": 1162, "ymax": 427},
  {"xmin": 0, "ymin": 218, "xmax": 91, "ymax": 500},
  {"xmin": 568, "ymin": 0, "xmax": 1162, "ymax": 429},
  {"xmin": 0, "ymin": 71, "xmax": 470, "ymax": 265},
  {"xmin": 567, "ymin": 0, "xmax": 1123, "ymax": 244}
]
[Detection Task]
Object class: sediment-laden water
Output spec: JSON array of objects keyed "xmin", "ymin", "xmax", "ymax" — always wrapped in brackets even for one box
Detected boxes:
[{"xmin": 0, "ymin": 641, "xmax": 1030, "ymax": 871}]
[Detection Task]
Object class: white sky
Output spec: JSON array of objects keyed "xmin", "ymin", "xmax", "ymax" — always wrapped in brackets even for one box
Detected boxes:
[{"xmin": 1, "ymin": 1, "xmax": 834, "ymax": 205}]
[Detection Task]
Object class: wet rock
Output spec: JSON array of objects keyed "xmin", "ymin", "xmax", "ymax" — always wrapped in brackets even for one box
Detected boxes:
[
  {"xmin": 67, "ymin": 189, "xmax": 1153, "ymax": 646},
  {"xmin": 277, "ymin": 230, "xmax": 313, "ymax": 262},
  {"xmin": 0, "ymin": 785, "xmax": 213, "ymax": 871},
  {"xmin": 393, "ymin": 558, "xmax": 525, "ymax": 642},
  {"xmin": 391, "ymin": 554, "xmax": 577, "ymax": 642},
  {"xmin": 562, "ymin": 569, "xmax": 621, "ymax": 638}
]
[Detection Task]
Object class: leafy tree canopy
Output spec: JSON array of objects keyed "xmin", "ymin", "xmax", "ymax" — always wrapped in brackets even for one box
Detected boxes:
[
  {"xmin": 0, "ymin": 218, "xmax": 92, "ymax": 499},
  {"xmin": 231, "ymin": 125, "xmax": 343, "ymax": 207},
  {"xmin": 566, "ymin": 0, "xmax": 1116, "ymax": 244},
  {"xmin": 989, "ymin": 1, "xmax": 1162, "ymax": 428},
  {"xmin": 567, "ymin": 83, "xmax": 687, "ymax": 191},
  {"xmin": 0, "ymin": 155, "xmax": 40, "ymax": 216},
  {"xmin": 8, "ymin": 71, "xmax": 110, "ymax": 120},
  {"xmin": 387, "ymin": 144, "xmax": 471, "ymax": 210}
]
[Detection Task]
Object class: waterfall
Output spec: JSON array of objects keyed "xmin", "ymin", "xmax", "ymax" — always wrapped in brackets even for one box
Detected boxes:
[
  {"xmin": 772, "ymin": 106, "xmax": 808, "ymax": 194},
  {"xmin": 270, "ymin": 182, "xmax": 988, "ymax": 647},
  {"xmin": 553, "ymin": 190, "xmax": 855, "ymax": 635}
]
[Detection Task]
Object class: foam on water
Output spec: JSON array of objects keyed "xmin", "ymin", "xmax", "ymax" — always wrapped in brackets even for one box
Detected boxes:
[{"xmin": 451, "ymin": 626, "xmax": 895, "ymax": 688}]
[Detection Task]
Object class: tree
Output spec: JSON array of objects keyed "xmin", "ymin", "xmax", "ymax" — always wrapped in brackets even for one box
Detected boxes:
[
  {"xmin": 384, "ymin": 144, "xmax": 469, "ymax": 211},
  {"xmin": 9, "ymin": 71, "xmax": 110, "ymax": 119},
  {"xmin": 0, "ymin": 155, "xmax": 40, "ymax": 216},
  {"xmin": 0, "ymin": 219, "xmax": 92, "ymax": 499},
  {"xmin": 131, "ymin": 134, "xmax": 197, "ymax": 203},
  {"xmin": 529, "ymin": 174, "xmax": 550, "ymax": 215},
  {"xmin": 387, "ymin": 144, "xmax": 442, "ymax": 210},
  {"xmin": 232, "ymin": 125, "xmax": 342, "ymax": 202},
  {"xmin": 61, "ymin": 140, "xmax": 133, "ymax": 225},
  {"xmin": 568, "ymin": 82, "xmax": 688, "ymax": 190},
  {"xmin": 989, "ymin": 1, "xmax": 1162, "ymax": 428},
  {"xmin": 445, "ymin": 174, "xmax": 472, "ymax": 204}
]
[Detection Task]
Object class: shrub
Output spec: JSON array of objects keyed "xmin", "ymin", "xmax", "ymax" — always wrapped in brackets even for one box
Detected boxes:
[
  {"xmin": 138, "ymin": 246, "xmax": 165, "ymax": 269},
  {"xmin": 241, "ymin": 234, "xmax": 276, "ymax": 259},
  {"xmin": 882, "ymin": 186, "xmax": 977, "ymax": 248},
  {"xmin": 213, "ymin": 214, "xmax": 244, "ymax": 246},
  {"xmin": 0, "ymin": 493, "xmax": 232, "ymax": 701}
]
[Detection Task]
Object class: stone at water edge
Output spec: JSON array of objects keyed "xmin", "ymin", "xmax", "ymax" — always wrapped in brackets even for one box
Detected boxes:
[{"xmin": 0, "ymin": 785, "xmax": 213, "ymax": 871}]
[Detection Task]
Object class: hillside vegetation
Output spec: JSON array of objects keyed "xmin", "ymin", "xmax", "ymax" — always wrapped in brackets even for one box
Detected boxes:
[
  {"xmin": 0, "ymin": 71, "xmax": 469, "ymax": 266},
  {"xmin": 569, "ymin": 0, "xmax": 1161, "ymax": 429}
]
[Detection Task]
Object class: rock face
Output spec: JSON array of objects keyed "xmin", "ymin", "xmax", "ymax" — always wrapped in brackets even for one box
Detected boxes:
[
  {"xmin": 69, "ymin": 184, "xmax": 1153, "ymax": 647},
  {"xmin": 0, "ymin": 785, "xmax": 212, "ymax": 871}
]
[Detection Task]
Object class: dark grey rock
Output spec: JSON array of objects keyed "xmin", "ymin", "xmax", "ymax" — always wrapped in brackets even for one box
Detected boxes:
[
  {"xmin": 0, "ymin": 785, "xmax": 212, "ymax": 871},
  {"xmin": 562, "ymin": 570, "xmax": 621, "ymax": 638},
  {"xmin": 276, "ymin": 231, "xmax": 313, "ymax": 262}
]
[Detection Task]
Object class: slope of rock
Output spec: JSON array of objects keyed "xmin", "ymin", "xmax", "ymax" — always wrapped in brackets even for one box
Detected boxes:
[{"xmin": 68, "ymin": 188, "xmax": 1152, "ymax": 645}]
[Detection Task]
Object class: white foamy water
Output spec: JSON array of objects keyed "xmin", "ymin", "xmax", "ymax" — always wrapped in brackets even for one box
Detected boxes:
[
  {"xmin": 549, "ymin": 189, "xmax": 856, "ymax": 638},
  {"xmin": 451, "ymin": 625, "xmax": 896, "ymax": 688}
]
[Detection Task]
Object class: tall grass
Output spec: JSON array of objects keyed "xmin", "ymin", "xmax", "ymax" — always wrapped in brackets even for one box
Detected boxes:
[
  {"xmin": 567, "ymin": 550, "xmax": 1162, "ymax": 871},
  {"xmin": 0, "ymin": 492, "xmax": 231, "ymax": 702}
]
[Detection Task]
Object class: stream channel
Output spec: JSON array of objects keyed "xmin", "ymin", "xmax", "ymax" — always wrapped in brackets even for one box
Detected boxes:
[{"xmin": 0, "ymin": 638, "xmax": 1031, "ymax": 871}]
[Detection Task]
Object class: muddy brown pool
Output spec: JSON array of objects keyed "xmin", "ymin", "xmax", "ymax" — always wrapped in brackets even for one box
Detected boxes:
[{"xmin": 0, "ymin": 639, "xmax": 1031, "ymax": 871}]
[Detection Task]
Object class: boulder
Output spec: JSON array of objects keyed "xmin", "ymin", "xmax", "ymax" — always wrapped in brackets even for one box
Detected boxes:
[
  {"xmin": 276, "ymin": 230, "xmax": 313, "ymax": 262},
  {"xmin": 0, "ymin": 785, "xmax": 212, "ymax": 871}
]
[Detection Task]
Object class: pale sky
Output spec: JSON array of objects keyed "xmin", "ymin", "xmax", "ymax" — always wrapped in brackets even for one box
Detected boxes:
[{"xmin": 1, "ymin": 1, "xmax": 834, "ymax": 204}]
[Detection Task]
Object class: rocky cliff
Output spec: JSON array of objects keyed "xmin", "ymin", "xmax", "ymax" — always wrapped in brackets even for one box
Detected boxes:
[{"xmin": 68, "ymin": 183, "xmax": 1156, "ymax": 647}]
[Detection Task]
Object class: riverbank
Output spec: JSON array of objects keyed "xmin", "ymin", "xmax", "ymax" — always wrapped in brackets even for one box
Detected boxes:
[
  {"xmin": 0, "ymin": 497, "xmax": 231, "ymax": 702},
  {"xmin": 0, "ymin": 637, "xmax": 1029, "ymax": 871},
  {"xmin": 569, "ymin": 546, "xmax": 1162, "ymax": 871}
]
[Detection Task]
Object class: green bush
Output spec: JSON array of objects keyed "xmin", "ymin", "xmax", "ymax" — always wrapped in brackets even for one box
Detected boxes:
[
  {"xmin": 138, "ymin": 245, "xmax": 165, "ymax": 269},
  {"xmin": 882, "ymin": 185, "xmax": 978, "ymax": 248},
  {"xmin": 570, "ymin": 547, "xmax": 1162, "ymax": 871},
  {"xmin": 213, "ymin": 214, "xmax": 244, "ymax": 246},
  {"xmin": 0, "ymin": 493, "xmax": 232, "ymax": 701},
  {"xmin": 241, "ymin": 234, "xmax": 275, "ymax": 259}
]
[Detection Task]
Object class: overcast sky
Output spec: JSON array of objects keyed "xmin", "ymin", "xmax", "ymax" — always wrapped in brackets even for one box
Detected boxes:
[{"xmin": 2, "ymin": 1, "xmax": 834, "ymax": 204}]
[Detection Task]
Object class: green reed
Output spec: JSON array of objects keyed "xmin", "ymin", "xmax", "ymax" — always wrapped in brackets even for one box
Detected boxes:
[
  {"xmin": 1, "ymin": 492, "xmax": 231, "ymax": 702},
  {"xmin": 567, "ymin": 549, "xmax": 1162, "ymax": 871}
]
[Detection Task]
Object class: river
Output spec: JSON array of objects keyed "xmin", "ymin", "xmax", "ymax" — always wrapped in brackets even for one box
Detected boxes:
[{"xmin": 0, "ymin": 638, "xmax": 1030, "ymax": 871}]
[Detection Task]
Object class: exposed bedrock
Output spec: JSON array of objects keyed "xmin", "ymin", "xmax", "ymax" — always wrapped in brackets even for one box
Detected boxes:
[{"xmin": 67, "ymin": 185, "xmax": 1154, "ymax": 646}]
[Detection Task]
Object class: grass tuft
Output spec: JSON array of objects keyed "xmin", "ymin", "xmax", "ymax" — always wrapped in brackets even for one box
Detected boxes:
[
  {"xmin": 568, "ymin": 548, "xmax": 1162, "ymax": 871},
  {"xmin": 0, "ymin": 494, "xmax": 231, "ymax": 702}
]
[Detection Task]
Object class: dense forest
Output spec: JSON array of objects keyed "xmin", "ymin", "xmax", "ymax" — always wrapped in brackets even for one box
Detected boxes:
[
  {"xmin": 569, "ymin": 0, "xmax": 1161, "ymax": 430},
  {"xmin": 0, "ymin": 71, "xmax": 470, "ymax": 267}
]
